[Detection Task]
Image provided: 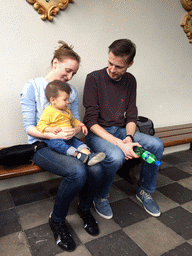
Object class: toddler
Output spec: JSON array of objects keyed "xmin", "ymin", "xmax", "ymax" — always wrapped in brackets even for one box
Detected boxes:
[{"xmin": 37, "ymin": 80, "xmax": 105, "ymax": 166}]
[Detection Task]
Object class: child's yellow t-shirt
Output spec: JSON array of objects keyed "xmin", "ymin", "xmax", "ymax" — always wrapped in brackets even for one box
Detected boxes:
[{"xmin": 37, "ymin": 105, "xmax": 80, "ymax": 133}]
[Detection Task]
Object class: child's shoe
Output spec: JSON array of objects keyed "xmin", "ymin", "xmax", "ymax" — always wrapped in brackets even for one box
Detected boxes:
[
  {"xmin": 87, "ymin": 152, "xmax": 106, "ymax": 166},
  {"xmin": 76, "ymin": 152, "xmax": 105, "ymax": 166}
]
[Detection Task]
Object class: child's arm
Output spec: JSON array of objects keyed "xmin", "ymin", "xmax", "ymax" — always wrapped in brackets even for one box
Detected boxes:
[{"xmin": 44, "ymin": 126, "xmax": 62, "ymax": 134}]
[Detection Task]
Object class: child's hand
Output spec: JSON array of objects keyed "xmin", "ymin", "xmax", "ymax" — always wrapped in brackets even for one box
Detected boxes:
[
  {"xmin": 81, "ymin": 125, "xmax": 88, "ymax": 136},
  {"xmin": 52, "ymin": 127, "xmax": 62, "ymax": 134},
  {"xmin": 79, "ymin": 123, "xmax": 88, "ymax": 136}
]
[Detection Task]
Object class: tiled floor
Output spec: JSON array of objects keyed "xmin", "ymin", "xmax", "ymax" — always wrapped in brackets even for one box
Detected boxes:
[{"xmin": 1, "ymin": 150, "xmax": 192, "ymax": 256}]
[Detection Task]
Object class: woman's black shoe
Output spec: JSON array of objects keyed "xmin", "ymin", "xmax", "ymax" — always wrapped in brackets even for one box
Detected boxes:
[
  {"xmin": 77, "ymin": 206, "xmax": 100, "ymax": 236},
  {"xmin": 49, "ymin": 216, "xmax": 76, "ymax": 252}
]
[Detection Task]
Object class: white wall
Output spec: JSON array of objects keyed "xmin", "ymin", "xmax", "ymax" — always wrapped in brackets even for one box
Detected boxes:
[{"xmin": 1, "ymin": 0, "xmax": 192, "ymax": 147}]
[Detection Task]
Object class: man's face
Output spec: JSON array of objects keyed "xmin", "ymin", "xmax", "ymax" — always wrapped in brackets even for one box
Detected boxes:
[{"xmin": 107, "ymin": 51, "xmax": 133, "ymax": 81}]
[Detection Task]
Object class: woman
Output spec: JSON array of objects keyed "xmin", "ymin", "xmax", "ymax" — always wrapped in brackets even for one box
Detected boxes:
[{"xmin": 20, "ymin": 41, "xmax": 103, "ymax": 252}]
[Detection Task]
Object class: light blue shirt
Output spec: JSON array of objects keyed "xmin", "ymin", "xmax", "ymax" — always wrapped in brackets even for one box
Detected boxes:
[{"xmin": 20, "ymin": 77, "xmax": 80, "ymax": 144}]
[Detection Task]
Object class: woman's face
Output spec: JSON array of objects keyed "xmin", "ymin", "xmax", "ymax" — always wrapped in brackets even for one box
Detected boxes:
[{"xmin": 52, "ymin": 58, "xmax": 79, "ymax": 82}]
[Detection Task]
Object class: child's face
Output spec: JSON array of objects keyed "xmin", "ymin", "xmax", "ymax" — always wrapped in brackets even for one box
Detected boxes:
[{"xmin": 51, "ymin": 90, "xmax": 70, "ymax": 111}]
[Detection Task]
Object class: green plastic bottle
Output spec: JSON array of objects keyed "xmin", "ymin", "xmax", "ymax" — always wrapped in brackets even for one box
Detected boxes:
[{"xmin": 134, "ymin": 147, "xmax": 161, "ymax": 166}]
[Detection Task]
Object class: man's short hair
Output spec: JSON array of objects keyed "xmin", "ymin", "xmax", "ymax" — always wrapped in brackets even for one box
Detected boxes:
[
  {"xmin": 45, "ymin": 80, "xmax": 71, "ymax": 102},
  {"xmin": 108, "ymin": 39, "xmax": 136, "ymax": 64}
]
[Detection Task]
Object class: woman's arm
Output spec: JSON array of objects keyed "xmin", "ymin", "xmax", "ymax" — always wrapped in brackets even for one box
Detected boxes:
[{"xmin": 28, "ymin": 126, "xmax": 74, "ymax": 140}]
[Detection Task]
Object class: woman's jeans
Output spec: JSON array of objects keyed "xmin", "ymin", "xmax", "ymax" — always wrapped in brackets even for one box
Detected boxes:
[
  {"xmin": 33, "ymin": 147, "xmax": 103, "ymax": 223},
  {"xmin": 86, "ymin": 126, "xmax": 164, "ymax": 199}
]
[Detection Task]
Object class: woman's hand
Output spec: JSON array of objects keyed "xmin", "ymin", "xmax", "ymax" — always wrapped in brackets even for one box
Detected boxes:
[{"xmin": 46, "ymin": 128, "xmax": 75, "ymax": 140}]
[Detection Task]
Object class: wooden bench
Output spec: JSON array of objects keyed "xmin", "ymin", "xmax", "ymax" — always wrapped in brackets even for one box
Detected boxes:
[
  {"xmin": 0, "ymin": 138, "xmax": 86, "ymax": 180},
  {"xmin": 1, "ymin": 123, "xmax": 192, "ymax": 182},
  {"xmin": 155, "ymin": 123, "xmax": 192, "ymax": 148}
]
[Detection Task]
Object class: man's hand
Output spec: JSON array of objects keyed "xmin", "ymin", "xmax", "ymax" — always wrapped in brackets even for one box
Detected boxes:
[{"xmin": 116, "ymin": 139, "xmax": 141, "ymax": 160}]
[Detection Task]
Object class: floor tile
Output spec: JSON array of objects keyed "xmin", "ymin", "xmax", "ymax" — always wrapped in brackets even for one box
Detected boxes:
[
  {"xmin": 25, "ymin": 222, "xmax": 80, "ymax": 256},
  {"xmin": 42, "ymin": 178, "xmax": 62, "ymax": 197},
  {"xmin": 0, "ymin": 208, "xmax": 21, "ymax": 238},
  {"xmin": 159, "ymin": 206, "xmax": 192, "ymax": 240},
  {"xmin": 175, "ymin": 161, "xmax": 192, "ymax": 174},
  {"xmin": 0, "ymin": 190, "xmax": 14, "ymax": 212},
  {"xmin": 124, "ymin": 218, "xmax": 184, "ymax": 256},
  {"xmin": 159, "ymin": 166, "xmax": 192, "ymax": 181},
  {"xmin": 178, "ymin": 176, "xmax": 192, "ymax": 190},
  {"xmin": 160, "ymin": 161, "xmax": 173, "ymax": 169},
  {"xmin": 25, "ymin": 223, "xmax": 63, "ymax": 256},
  {"xmin": 66, "ymin": 211, "xmax": 121, "ymax": 244},
  {"xmin": 10, "ymin": 183, "xmax": 50, "ymax": 206},
  {"xmin": 172, "ymin": 150, "xmax": 192, "ymax": 162},
  {"xmin": 161, "ymin": 242, "xmax": 192, "ymax": 256},
  {"xmin": 181, "ymin": 201, "xmax": 192, "ymax": 213},
  {"xmin": 16, "ymin": 199, "xmax": 54, "ymax": 230},
  {"xmin": 56, "ymin": 244, "xmax": 92, "ymax": 256},
  {"xmin": 85, "ymin": 230, "xmax": 147, "ymax": 256},
  {"xmin": 188, "ymin": 238, "xmax": 192, "ymax": 245},
  {"xmin": 111, "ymin": 197, "xmax": 149, "ymax": 228},
  {"xmin": 156, "ymin": 173, "xmax": 175, "ymax": 188},
  {"xmin": 108, "ymin": 184, "xmax": 128, "ymax": 203},
  {"xmin": 113, "ymin": 179, "xmax": 136, "ymax": 196},
  {"xmin": 157, "ymin": 183, "xmax": 192, "ymax": 204},
  {"xmin": 0, "ymin": 231, "xmax": 32, "ymax": 256},
  {"xmin": 162, "ymin": 154, "xmax": 186, "ymax": 165}
]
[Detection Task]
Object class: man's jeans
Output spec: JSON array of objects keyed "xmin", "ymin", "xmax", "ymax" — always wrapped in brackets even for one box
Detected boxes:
[
  {"xmin": 33, "ymin": 147, "xmax": 103, "ymax": 223},
  {"xmin": 86, "ymin": 126, "xmax": 164, "ymax": 199}
]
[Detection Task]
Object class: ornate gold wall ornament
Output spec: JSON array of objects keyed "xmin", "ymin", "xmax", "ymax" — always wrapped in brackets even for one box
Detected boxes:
[
  {"xmin": 26, "ymin": 0, "xmax": 74, "ymax": 21},
  {"xmin": 181, "ymin": 10, "xmax": 192, "ymax": 43},
  {"xmin": 180, "ymin": 0, "xmax": 192, "ymax": 11},
  {"xmin": 180, "ymin": 0, "xmax": 192, "ymax": 43}
]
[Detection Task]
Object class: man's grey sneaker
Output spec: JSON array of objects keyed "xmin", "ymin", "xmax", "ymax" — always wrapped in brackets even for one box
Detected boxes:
[
  {"xmin": 87, "ymin": 152, "xmax": 106, "ymax": 166},
  {"xmin": 76, "ymin": 152, "xmax": 106, "ymax": 166},
  {"xmin": 93, "ymin": 198, "xmax": 113, "ymax": 219},
  {"xmin": 136, "ymin": 189, "xmax": 161, "ymax": 217},
  {"xmin": 49, "ymin": 216, "xmax": 76, "ymax": 252}
]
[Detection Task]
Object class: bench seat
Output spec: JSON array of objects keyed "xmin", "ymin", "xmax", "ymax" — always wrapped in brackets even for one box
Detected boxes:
[
  {"xmin": 1, "ymin": 124, "xmax": 192, "ymax": 182},
  {"xmin": 0, "ymin": 162, "xmax": 42, "ymax": 180},
  {"xmin": 155, "ymin": 123, "xmax": 192, "ymax": 147}
]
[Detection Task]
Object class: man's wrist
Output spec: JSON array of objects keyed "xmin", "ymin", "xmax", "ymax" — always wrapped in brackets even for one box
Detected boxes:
[{"xmin": 125, "ymin": 134, "xmax": 134, "ymax": 141}]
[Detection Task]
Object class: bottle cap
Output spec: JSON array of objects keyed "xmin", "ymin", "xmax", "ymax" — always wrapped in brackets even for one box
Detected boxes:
[{"xmin": 155, "ymin": 161, "xmax": 161, "ymax": 166}]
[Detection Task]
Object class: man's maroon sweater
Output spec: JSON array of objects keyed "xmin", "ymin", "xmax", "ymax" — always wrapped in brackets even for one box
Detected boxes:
[{"xmin": 83, "ymin": 68, "xmax": 138, "ymax": 129}]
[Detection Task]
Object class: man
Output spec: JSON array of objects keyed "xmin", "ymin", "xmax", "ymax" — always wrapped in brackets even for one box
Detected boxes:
[{"xmin": 83, "ymin": 39, "xmax": 164, "ymax": 219}]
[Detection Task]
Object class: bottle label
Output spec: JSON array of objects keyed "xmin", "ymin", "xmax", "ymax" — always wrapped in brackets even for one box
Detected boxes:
[{"xmin": 142, "ymin": 152, "xmax": 150, "ymax": 161}]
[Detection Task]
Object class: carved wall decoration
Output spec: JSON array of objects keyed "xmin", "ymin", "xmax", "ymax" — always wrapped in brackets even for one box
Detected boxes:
[
  {"xmin": 180, "ymin": 0, "xmax": 192, "ymax": 11},
  {"xmin": 180, "ymin": 0, "xmax": 192, "ymax": 43},
  {"xmin": 26, "ymin": 0, "xmax": 74, "ymax": 21}
]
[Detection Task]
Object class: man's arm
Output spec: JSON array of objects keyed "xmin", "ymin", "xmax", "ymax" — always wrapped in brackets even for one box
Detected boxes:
[
  {"xmin": 123, "ymin": 122, "xmax": 136, "ymax": 143},
  {"xmin": 90, "ymin": 124, "xmax": 139, "ymax": 159}
]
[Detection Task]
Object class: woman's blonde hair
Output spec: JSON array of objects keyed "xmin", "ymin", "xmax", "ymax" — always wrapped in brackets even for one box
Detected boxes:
[{"xmin": 51, "ymin": 40, "xmax": 81, "ymax": 65}]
